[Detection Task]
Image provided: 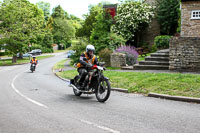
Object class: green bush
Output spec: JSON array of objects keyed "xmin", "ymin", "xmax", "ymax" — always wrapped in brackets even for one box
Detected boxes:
[
  {"xmin": 154, "ymin": 35, "xmax": 171, "ymax": 49},
  {"xmin": 150, "ymin": 44, "xmax": 158, "ymax": 53},
  {"xmin": 70, "ymin": 38, "xmax": 88, "ymax": 65},
  {"xmin": 66, "ymin": 40, "xmax": 72, "ymax": 48},
  {"xmin": 93, "ymin": 33, "xmax": 126, "ymax": 54},
  {"xmin": 41, "ymin": 47, "xmax": 53, "ymax": 53},
  {"xmin": 0, "ymin": 52, "xmax": 6, "ymax": 56},
  {"xmin": 31, "ymin": 44, "xmax": 42, "ymax": 50},
  {"xmin": 98, "ymin": 48, "xmax": 113, "ymax": 67}
]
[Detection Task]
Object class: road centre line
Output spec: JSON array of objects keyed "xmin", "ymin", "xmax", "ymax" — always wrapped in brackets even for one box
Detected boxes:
[{"xmin": 11, "ymin": 73, "xmax": 48, "ymax": 109}]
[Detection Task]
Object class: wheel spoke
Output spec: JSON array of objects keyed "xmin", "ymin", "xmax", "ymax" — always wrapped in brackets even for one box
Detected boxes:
[{"xmin": 97, "ymin": 81, "xmax": 108, "ymax": 99}]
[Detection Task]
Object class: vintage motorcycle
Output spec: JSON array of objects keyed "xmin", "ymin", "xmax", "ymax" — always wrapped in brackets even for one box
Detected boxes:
[{"xmin": 69, "ymin": 64, "xmax": 111, "ymax": 102}]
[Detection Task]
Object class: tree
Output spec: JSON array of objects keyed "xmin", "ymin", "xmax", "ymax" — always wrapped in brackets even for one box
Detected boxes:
[
  {"xmin": 52, "ymin": 5, "xmax": 65, "ymax": 19},
  {"xmin": 0, "ymin": 0, "xmax": 44, "ymax": 62},
  {"xmin": 42, "ymin": 29, "xmax": 53, "ymax": 49},
  {"xmin": 36, "ymin": 1, "xmax": 51, "ymax": 21},
  {"xmin": 90, "ymin": 10, "xmax": 112, "ymax": 41},
  {"xmin": 90, "ymin": 10, "xmax": 113, "ymax": 52},
  {"xmin": 51, "ymin": 5, "xmax": 76, "ymax": 49},
  {"xmin": 112, "ymin": 1, "xmax": 154, "ymax": 42},
  {"xmin": 68, "ymin": 15, "xmax": 83, "ymax": 35},
  {"xmin": 156, "ymin": 0, "xmax": 180, "ymax": 35},
  {"xmin": 52, "ymin": 18, "xmax": 75, "ymax": 48},
  {"xmin": 76, "ymin": 4, "xmax": 102, "ymax": 38}
]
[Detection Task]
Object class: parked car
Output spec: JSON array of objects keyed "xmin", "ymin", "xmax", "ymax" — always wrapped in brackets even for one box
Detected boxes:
[
  {"xmin": 17, "ymin": 53, "xmax": 32, "ymax": 58},
  {"xmin": 29, "ymin": 49, "xmax": 42, "ymax": 55},
  {"xmin": 66, "ymin": 50, "xmax": 75, "ymax": 58}
]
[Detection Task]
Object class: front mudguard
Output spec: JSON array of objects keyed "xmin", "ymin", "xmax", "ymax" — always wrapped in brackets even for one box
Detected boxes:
[
  {"xmin": 100, "ymin": 76, "xmax": 109, "ymax": 81},
  {"xmin": 70, "ymin": 75, "xmax": 81, "ymax": 85}
]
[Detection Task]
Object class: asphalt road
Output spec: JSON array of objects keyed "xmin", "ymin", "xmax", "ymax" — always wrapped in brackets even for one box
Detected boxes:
[{"xmin": 0, "ymin": 53, "xmax": 200, "ymax": 133}]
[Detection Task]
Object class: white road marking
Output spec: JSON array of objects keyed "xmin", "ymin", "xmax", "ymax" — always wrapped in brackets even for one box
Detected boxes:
[
  {"xmin": 79, "ymin": 119, "xmax": 120, "ymax": 133},
  {"xmin": 11, "ymin": 73, "xmax": 48, "ymax": 109}
]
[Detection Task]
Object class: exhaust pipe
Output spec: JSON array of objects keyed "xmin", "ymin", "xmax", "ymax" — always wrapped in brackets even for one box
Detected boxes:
[
  {"xmin": 69, "ymin": 84, "xmax": 93, "ymax": 94},
  {"xmin": 68, "ymin": 84, "xmax": 80, "ymax": 93}
]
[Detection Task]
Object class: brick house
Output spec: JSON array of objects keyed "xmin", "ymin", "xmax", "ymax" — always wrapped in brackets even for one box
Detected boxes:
[
  {"xmin": 181, "ymin": 0, "xmax": 200, "ymax": 37},
  {"xmin": 169, "ymin": 0, "xmax": 200, "ymax": 71}
]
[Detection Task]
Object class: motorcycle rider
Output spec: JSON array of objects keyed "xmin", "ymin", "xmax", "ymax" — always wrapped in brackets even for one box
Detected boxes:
[
  {"xmin": 30, "ymin": 56, "xmax": 38, "ymax": 70},
  {"xmin": 76, "ymin": 44, "xmax": 99, "ymax": 89}
]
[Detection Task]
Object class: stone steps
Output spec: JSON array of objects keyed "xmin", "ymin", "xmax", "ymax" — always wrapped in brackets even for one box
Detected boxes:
[
  {"xmin": 133, "ymin": 64, "xmax": 169, "ymax": 70},
  {"xmin": 121, "ymin": 66, "xmax": 133, "ymax": 70},
  {"xmin": 133, "ymin": 49, "xmax": 169, "ymax": 70},
  {"xmin": 139, "ymin": 61, "xmax": 169, "ymax": 65},
  {"xmin": 157, "ymin": 49, "xmax": 169, "ymax": 53},
  {"xmin": 145, "ymin": 56, "xmax": 169, "ymax": 62},
  {"xmin": 150, "ymin": 53, "xmax": 169, "ymax": 57}
]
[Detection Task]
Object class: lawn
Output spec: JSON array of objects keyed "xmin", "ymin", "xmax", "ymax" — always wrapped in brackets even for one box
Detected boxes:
[
  {"xmin": 0, "ymin": 55, "xmax": 54, "ymax": 66},
  {"xmin": 137, "ymin": 53, "xmax": 151, "ymax": 62},
  {"xmin": 56, "ymin": 69, "xmax": 200, "ymax": 98},
  {"xmin": 53, "ymin": 49, "xmax": 68, "ymax": 53},
  {"xmin": 53, "ymin": 59, "xmax": 68, "ymax": 70}
]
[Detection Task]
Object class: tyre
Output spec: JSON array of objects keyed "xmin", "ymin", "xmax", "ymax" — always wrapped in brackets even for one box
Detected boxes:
[
  {"xmin": 95, "ymin": 80, "xmax": 111, "ymax": 102},
  {"xmin": 31, "ymin": 66, "xmax": 34, "ymax": 73},
  {"xmin": 73, "ymin": 75, "xmax": 82, "ymax": 96}
]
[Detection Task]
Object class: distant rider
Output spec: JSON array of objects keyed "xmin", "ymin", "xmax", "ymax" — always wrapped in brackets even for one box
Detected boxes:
[{"xmin": 30, "ymin": 56, "xmax": 38, "ymax": 69}]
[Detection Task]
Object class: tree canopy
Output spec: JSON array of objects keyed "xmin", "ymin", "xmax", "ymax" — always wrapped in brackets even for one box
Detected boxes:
[
  {"xmin": 112, "ymin": 1, "xmax": 154, "ymax": 42},
  {"xmin": 36, "ymin": 1, "xmax": 51, "ymax": 21},
  {"xmin": 76, "ymin": 4, "xmax": 102, "ymax": 38},
  {"xmin": 156, "ymin": 0, "xmax": 180, "ymax": 35},
  {"xmin": 0, "ymin": 0, "xmax": 44, "ymax": 62}
]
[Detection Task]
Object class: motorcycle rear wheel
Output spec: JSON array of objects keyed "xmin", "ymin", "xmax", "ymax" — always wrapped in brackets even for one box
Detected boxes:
[
  {"xmin": 95, "ymin": 80, "xmax": 111, "ymax": 102},
  {"xmin": 73, "ymin": 75, "xmax": 82, "ymax": 96}
]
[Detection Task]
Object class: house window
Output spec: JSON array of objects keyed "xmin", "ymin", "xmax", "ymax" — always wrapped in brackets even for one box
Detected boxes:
[{"xmin": 191, "ymin": 10, "xmax": 200, "ymax": 19}]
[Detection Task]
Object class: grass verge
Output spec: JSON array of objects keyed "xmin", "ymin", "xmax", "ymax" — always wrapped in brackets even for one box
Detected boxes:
[
  {"xmin": 53, "ymin": 49, "xmax": 68, "ymax": 53},
  {"xmin": 57, "ymin": 69, "xmax": 200, "ymax": 98},
  {"xmin": 0, "ymin": 55, "xmax": 54, "ymax": 66},
  {"xmin": 53, "ymin": 59, "xmax": 68, "ymax": 70}
]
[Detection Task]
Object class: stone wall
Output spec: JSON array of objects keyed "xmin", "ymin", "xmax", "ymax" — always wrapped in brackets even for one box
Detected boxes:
[
  {"xmin": 110, "ymin": 53, "xmax": 126, "ymax": 67},
  {"xmin": 181, "ymin": 1, "xmax": 200, "ymax": 37},
  {"xmin": 169, "ymin": 37, "xmax": 200, "ymax": 71}
]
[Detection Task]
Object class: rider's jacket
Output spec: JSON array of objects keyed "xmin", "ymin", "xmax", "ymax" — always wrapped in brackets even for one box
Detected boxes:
[
  {"xmin": 77, "ymin": 52, "xmax": 98, "ymax": 68},
  {"xmin": 30, "ymin": 59, "xmax": 38, "ymax": 64}
]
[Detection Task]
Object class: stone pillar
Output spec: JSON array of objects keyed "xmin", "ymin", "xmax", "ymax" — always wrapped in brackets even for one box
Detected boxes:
[{"xmin": 110, "ymin": 53, "xmax": 126, "ymax": 67}]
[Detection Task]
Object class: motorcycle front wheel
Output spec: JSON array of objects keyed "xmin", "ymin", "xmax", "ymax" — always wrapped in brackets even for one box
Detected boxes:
[
  {"xmin": 73, "ymin": 75, "xmax": 82, "ymax": 96},
  {"xmin": 95, "ymin": 80, "xmax": 111, "ymax": 102},
  {"xmin": 31, "ymin": 66, "xmax": 34, "ymax": 73}
]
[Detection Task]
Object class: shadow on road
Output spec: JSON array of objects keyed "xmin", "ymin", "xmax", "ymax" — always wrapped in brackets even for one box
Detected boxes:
[{"xmin": 60, "ymin": 94, "xmax": 99, "ymax": 104}]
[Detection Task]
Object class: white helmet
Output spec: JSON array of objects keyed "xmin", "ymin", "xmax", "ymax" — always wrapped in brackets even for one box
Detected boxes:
[{"xmin": 86, "ymin": 45, "xmax": 95, "ymax": 53}]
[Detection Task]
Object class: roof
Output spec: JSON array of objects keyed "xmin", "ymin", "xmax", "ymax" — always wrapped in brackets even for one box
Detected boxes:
[{"xmin": 103, "ymin": 4, "xmax": 117, "ymax": 8}]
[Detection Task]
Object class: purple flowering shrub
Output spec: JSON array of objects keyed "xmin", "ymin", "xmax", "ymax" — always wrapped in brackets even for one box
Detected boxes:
[{"xmin": 115, "ymin": 45, "xmax": 139, "ymax": 65}]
